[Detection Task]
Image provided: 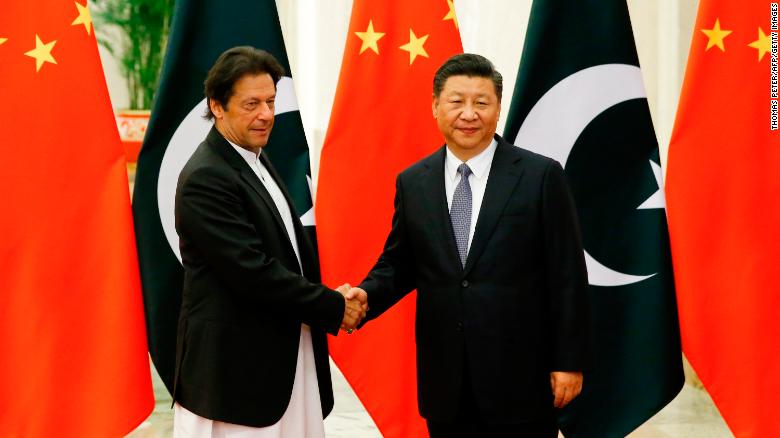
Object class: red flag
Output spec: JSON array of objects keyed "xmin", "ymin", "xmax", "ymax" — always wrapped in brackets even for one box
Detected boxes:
[
  {"xmin": 666, "ymin": 1, "xmax": 780, "ymax": 436},
  {"xmin": 316, "ymin": 0, "xmax": 462, "ymax": 436},
  {"xmin": 0, "ymin": 2, "xmax": 154, "ymax": 436}
]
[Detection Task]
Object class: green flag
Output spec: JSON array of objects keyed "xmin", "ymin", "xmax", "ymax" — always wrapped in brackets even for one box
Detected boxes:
[
  {"xmin": 132, "ymin": 0, "xmax": 315, "ymax": 394},
  {"xmin": 503, "ymin": 0, "xmax": 683, "ymax": 436}
]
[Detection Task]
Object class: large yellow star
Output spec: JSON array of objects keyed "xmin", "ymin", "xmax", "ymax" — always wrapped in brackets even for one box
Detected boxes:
[
  {"xmin": 701, "ymin": 18, "xmax": 732, "ymax": 51},
  {"xmin": 24, "ymin": 34, "xmax": 57, "ymax": 72},
  {"xmin": 72, "ymin": 1, "xmax": 93, "ymax": 35},
  {"xmin": 748, "ymin": 27, "xmax": 771, "ymax": 61},
  {"xmin": 0, "ymin": 38, "xmax": 7, "ymax": 46},
  {"xmin": 355, "ymin": 20, "xmax": 385, "ymax": 55},
  {"xmin": 399, "ymin": 29, "xmax": 429, "ymax": 65},
  {"xmin": 443, "ymin": 0, "xmax": 459, "ymax": 29}
]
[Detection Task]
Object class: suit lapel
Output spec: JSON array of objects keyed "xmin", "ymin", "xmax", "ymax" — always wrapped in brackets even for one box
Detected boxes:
[
  {"xmin": 419, "ymin": 147, "xmax": 463, "ymax": 271},
  {"xmin": 258, "ymin": 152, "xmax": 316, "ymax": 276},
  {"xmin": 238, "ymin": 169, "xmax": 290, "ymax": 249},
  {"xmin": 463, "ymin": 138, "xmax": 524, "ymax": 276},
  {"xmin": 206, "ymin": 127, "xmax": 297, "ymax": 269}
]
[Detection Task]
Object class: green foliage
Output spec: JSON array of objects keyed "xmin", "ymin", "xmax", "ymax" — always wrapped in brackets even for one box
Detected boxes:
[{"xmin": 93, "ymin": 0, "xmax": 174, "ymax": 109}]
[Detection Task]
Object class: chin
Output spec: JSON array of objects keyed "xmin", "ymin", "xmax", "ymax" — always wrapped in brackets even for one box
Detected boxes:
[{"xmin": 461, "ymin": 142, "xmax": 483, "ymax": 150}]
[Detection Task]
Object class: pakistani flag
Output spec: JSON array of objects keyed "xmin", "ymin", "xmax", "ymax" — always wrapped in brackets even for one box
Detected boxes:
[
  {"xmin": 132, "ymin": 0, "xmax": 315, "ymax": 394},
  {"xmin": 503, "ymin": 0, "xmax": 684, "ymax": 436}
]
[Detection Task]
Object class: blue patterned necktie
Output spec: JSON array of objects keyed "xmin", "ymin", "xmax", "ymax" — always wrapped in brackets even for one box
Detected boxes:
[{"xmin": 450, "ymin": 163, "xmax": 473, "ymax": 267}]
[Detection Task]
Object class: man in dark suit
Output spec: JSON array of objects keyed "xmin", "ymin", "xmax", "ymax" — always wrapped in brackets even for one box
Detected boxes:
[
  {"xmin": 172, "ymin": 46, "xmax": 366, "ymax": 437},
  {"xmin": 348, "ymin": 53, "xmax": 590, "ymax": 437}
]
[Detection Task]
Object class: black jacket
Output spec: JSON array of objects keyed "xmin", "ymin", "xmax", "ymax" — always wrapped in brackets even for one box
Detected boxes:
[
  {"xmin": 173, "ymin": 126, "xmax": 345, "ymax": 427},
  {"xmin": 360, "ymin": 134, "xmax": 590, "ymax": 423}
]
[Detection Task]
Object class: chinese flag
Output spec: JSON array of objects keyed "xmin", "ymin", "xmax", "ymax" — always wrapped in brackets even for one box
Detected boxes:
[
  {"xmin": 316, "ymin": 0, "xmax": 462, "ymax": 436},
  {"xmin": 0, "ymin": 2, "xmax": 154, "ymax": 436},
  {"xmin": 665, "ymin": 0, "xmax": 780, "ymax": 436}
]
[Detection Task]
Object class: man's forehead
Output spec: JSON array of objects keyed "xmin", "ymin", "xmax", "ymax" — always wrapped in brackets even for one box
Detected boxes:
[
  {"xmin": 444, "ymin": 75, "xmax": 493, "ymax": 88},
  {"xmin": 441, "ymin": 75, "xmax": 495, "ymax": 92},
  {"xmin": 232, "ymin": 74, "xmax": 277, "ymax": 97},
  {"xmin": 235, "ymin": 88, "xmax": 276, "ymax": 99}
]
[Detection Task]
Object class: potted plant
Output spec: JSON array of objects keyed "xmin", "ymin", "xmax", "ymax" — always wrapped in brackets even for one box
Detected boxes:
[{"xmin": 93, "ymin": 0, "xmax": 174, "ymax": 162}]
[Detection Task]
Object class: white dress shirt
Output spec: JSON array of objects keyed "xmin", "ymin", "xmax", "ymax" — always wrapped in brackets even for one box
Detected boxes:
[
  {"xmin": 173, "ymin": 141, "xmax": 325, "ymax": 438},
  {"xmin": 444, "ymin": 139, "xmax": 498, "ymax": 255}
]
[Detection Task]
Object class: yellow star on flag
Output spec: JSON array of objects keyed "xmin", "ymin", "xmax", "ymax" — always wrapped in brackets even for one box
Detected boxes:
[
  {"xmin": 443, "ymin": 0, "xmax": 458, "ymax": 29},
  {"xmin": 399, "ymin": 29, "xmax": 429, "ymax": 65},
  {"xmin": 355, "ymin": 20, "xmax": 385, "ymax": 55},
  {"xmin": 701, "ymin": 18, "xmax": 732, "ymax": 52},
  {"xmin": 24, "ymin": 34, "xmax": 57, "ymax": 72},
  {"xmin": 748, "ymin": 27, "xmax": 771, "ymax": 61},
  {"xmin": 72, "ymin": 1, "xmax": 93, "ymax": 35},
  {"xmin": 0, "ymin": 38, "xmax": 7, "ymax": 46}
]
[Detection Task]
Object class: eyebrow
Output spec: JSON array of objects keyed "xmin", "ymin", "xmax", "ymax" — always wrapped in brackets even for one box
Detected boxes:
[
  {"xmin": 241, "ymin": 94, "xmax": 276, "ymax": 103},
  {"xmin": 446, "ymin": 92, "xmax": 491, "ymax": 99}
]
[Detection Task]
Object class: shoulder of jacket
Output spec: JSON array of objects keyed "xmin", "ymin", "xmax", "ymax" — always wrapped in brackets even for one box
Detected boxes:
[{"xmin": 179, "ymin": 143, "xmax": 235, "ymax": 185}]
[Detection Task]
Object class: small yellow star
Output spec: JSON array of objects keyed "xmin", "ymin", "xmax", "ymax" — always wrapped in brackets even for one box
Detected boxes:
[
  {"xmin": 443, "ymin": 0, "xmax": 459, "ymax": 29},
  {"xmin": 72, "ymin": 1, "xmax": 93, "ymax": 35},
  {"xmin": 0, "ymin": 38, "xmax": 7, "ymax": 46},
  {"xmin": 701, "ymin": 18, "xmax": 732, "ymax": 51},
  {"xmin": 748, "ymin": 27, "xmax": 771, "ymax": 61},
  {"xmin": 399, "ymin": 29, "xmax": 429, "ymax": 65},
  {"xmin": 355, "ymin": 20, "xmax": 385, "ymax": 55},
  {"xmin": 24, "ymin": 34, "xmax": 58, "ymax": 72}
]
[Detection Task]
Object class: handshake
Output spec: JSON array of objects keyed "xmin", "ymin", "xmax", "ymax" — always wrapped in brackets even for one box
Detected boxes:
[{"xmin": 336, "ymin": 284, "xmax": 368, "ymax": 334}]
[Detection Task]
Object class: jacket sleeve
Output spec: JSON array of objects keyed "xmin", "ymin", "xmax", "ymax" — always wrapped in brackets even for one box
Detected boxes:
[
  {"xmin": 359, "ymin": 173, "xmax": 418, "ymax": 322},
  {"xmin": 541, "ymin": 160, "xmax": 592, "ymax": 370},
  {"xmin": 175, "ymin": 165, "xmax": 345, "ymax": 335}
]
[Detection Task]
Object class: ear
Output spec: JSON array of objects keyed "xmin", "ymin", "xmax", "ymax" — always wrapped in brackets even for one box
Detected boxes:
[
  {"xmin": 431, "ymin": 94, "xmax": 439, "ymax": 118},
  {"xmin": 209, "ymin": 98, "xmax": 224, "ymax": 120}
]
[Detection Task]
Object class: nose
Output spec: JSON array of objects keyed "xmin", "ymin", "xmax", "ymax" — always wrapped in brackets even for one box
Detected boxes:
[
  {"xmin": 460, "ymin": 104, "xmax": 477, "ymax": 120},
  {"xmin": 256, "ymin": 102, "xmax": 274, "ymax": 121}
]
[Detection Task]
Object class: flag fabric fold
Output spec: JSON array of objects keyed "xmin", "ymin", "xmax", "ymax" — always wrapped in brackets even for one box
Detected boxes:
[
  {"xmin": 316, "ymin": 1, "xmax": 462, "ymax": 436},
  {"xmin": 503, "ymin": 0, "xmax": 684, "ymax": 436},
  {"xmin": 133, "ymin": 0, "xmax": 317, "ymax": 394},
  {"xmin": 0, "ymin": 1, "xmax": 153, "ymax": 436},
  {"xmin": 666, "ymin": 1, "xmax": 780, "ymax": 436}
]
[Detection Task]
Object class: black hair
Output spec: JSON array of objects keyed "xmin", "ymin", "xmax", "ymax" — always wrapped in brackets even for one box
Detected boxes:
[
  {"xmin": 203, "ymin": 46, "xmax": 285, "ymax": 120},
  {"xmin": 433, "ymin": 53, "xmax": 503, "ymax": 101}
]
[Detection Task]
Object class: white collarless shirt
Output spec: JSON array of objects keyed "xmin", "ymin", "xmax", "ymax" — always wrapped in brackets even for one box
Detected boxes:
[
  {"xmin": 444, "ymin": 139, "xmax": 498, "ymax": 256},
  {"xmin": 230, "ymin": 142, "xmax": 302, "ymax": 271},
  {"xmin": 173, "ymin": 141, "xmax": 324, "ymax": 438}
]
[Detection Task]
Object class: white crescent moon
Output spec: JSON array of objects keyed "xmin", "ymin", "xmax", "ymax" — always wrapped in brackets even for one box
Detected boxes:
[
  {"xmin": 157, "ymin": 77, "xmax": 301, "ymax": 263},
  {"xmin": 513, "ymin": 64, "xmax": 655, "ymax": 287}
]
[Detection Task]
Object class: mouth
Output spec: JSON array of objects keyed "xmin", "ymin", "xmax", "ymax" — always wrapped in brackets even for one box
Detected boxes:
[{"xmin": 457, "ymin": 127, "xmax": 479, "ymax": 135}]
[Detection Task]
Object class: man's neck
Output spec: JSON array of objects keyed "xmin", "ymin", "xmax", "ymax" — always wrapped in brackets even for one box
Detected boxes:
[
  {"xmin": 216, "ymin": 122, "xmax": 260, "ymax": 156},
  {"xmin": 447, "ymin": 138, "xmax": 493, "ymax": 162}
]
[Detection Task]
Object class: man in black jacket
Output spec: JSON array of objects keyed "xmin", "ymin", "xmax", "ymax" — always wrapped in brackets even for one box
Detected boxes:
[
  {"xmin": 173, "ymin": 46, "xmax": 366, "ymax": 437},
  {"xmin": 348, "ymin": 53, "xmax": 591, "ymax": 437}
]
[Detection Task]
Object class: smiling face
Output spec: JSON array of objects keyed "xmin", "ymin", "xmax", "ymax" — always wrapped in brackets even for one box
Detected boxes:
[
  {"xmin": 210, "ymin": 73, "xmax": 276, "ymax": 153},
  {"xmin": 433, "ymin": 74, "xmax": 500, "ymax": 161}
]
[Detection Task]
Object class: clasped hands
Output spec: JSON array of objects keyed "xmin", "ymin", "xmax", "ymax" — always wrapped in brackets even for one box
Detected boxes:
[{"xmin": 336, "ymin": 284, "xmax": 368, "ymax": 334}]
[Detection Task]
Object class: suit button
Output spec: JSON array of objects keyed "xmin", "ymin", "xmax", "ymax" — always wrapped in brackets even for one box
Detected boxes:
[
  {"xmin": 461, "ymin": 280, "xmax": 469, "ymax": 288},
  {"xmin": 456, "ymin": 321, "xmax": 464, "ymax": 332}
]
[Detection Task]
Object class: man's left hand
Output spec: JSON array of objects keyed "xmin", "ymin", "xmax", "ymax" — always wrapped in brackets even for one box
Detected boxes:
[{"xmin": 550, "ymin": 371, "xmax": 583, "ymax": 408}]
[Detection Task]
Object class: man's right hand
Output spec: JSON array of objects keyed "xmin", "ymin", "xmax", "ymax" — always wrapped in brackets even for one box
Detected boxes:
[{"xmin": 336, "ymin": 284, "xmax": 368, "ymax": 332}]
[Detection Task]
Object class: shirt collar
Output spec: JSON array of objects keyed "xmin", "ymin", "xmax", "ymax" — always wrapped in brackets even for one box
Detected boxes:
[
  {"xmin": 445, "ymin": 138, "xmax": 498, "ymax": 182},
  {"xmin": 227, "ymin": 139, "xmax": 263, "ymax": 166}
]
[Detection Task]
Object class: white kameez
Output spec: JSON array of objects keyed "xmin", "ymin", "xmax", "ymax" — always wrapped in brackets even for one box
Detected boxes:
[
  {"xmin": 172, "ymin": 143, "xmax": 326, "ymax": 438},
  {"xmin": 173, "ymin": 325, "xmax": 325, "ymax": 438}
]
